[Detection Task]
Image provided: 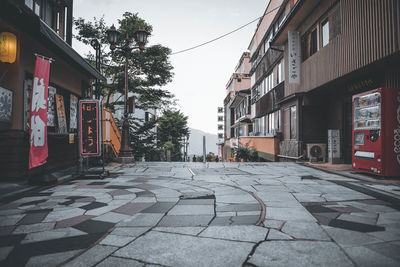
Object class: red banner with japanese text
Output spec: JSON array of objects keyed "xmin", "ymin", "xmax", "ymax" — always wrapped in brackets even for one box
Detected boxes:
[{"xmin": 29, "ymin": 56, "xmax": 50, "ymax": 169}]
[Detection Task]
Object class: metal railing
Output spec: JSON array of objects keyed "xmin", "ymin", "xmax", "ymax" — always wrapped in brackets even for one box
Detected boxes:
[
  {"xmin": 279, "ymin": 140, "xmax": 304, "ymax": 158},
  {"xmin": 102, "ymin": 108, "xmax": 121, "ymax": 158}
]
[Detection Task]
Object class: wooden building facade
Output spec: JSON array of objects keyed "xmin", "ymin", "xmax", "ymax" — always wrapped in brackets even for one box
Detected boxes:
[
  {"xmin": 270, "ymin": 0, "xmax": 400, "ymax": 163},
  {"xmin": 0, "ymin": 0, "xmax": 104, "ymax": 178}
]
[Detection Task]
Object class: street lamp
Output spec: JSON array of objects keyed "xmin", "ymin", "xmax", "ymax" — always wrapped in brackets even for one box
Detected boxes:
[{"xmin": 106, "ymin": 24, "xmax": 150, "ymax": 159}]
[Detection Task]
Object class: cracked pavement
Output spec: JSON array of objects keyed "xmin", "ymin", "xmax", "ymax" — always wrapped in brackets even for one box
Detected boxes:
[{"xmin": 0, "ymin": 162, "xmax": 399, "ymax": 266}]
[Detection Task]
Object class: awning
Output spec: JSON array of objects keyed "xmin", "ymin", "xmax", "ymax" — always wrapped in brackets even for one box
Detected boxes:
[
  {"xmin": 39, "ymin": 21, "xmax": 105, "ymax": 81},
  {"xmin": 2, "ymin": 0, "xmax": 105, "ymax": 81}
]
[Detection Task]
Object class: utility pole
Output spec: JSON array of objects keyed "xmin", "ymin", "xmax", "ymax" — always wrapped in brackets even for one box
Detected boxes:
[{"xmin": 203, "ymin": 135, "xmax": 206, "ymax": 163}]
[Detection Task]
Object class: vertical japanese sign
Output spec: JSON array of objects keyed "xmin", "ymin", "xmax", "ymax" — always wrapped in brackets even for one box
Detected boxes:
[
  {"xmin": 55, "ymin": 94, "xmax": 67, "ymax": 133},
  {"xmin": 70, "ymin": 95, "xmax": 78, "ymax": 129},
  {"xmin": 288, "ymin": 31, "xmax": 300, "ymax": 84},
  {"xmin": 29, "ymin": 56, "xmax": 50, "ymax": 169},
  {"xmin": 80, "ymin": 100, "xmax": 100, "ymax": 156},
  {"xmin": 47, "ymin": 86, "xmax": 56, "ymax": 127}
]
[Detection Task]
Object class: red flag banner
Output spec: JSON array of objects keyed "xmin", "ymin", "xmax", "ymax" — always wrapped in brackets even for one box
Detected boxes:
[{"xmin": 29, "ymin": 56, "xmax": 50, "ymax": 169}]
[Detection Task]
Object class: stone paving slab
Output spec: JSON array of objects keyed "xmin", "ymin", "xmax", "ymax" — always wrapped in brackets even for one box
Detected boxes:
[
  {"xmin": 199, "ymin": 225, "xmax": 268, "ymax": 242},
  {"xmin": 114, "ymin": 230, "xmax": 254, "ymax": 267},
  {"xmin": 249, "ymin": 241, "xmax": 354, "ymax": 267},
  {"xmin": 0, "ymin": 162, "xmax": 399, "ymax": 266},
  {"xmin": 96, "ymin": 256, "xmax": 144, "ymax": 267}
]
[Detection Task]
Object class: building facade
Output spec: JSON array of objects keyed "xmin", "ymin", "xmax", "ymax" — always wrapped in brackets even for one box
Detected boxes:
[
  {"xmin": 222, "ymin": 52, "xmax": 251, "ymax": 161},
  {"xmin": 271, "ymin": 0, "xmax": 400, "ymax": 164},
  {"xmin": 243, "ymin": 0, "xmax": 285, "ymax": 161},
  {"xmin": 0, "ymin": 0, "xmax": 104, "ymax": 178},
  {"xmin": 224, "ymin": 0, "xmax": 399, "ymax": 168}
]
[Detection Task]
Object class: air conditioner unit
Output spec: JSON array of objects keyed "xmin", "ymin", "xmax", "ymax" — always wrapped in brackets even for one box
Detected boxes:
[{"xmin": 306, "ymin": 143, "xmax": 327, "ymax": 162}]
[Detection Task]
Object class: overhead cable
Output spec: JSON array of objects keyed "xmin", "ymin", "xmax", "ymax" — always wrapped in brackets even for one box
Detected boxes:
[{"xmin": 171, "ymin": 5, "xmax": 282, "ymax": 55}]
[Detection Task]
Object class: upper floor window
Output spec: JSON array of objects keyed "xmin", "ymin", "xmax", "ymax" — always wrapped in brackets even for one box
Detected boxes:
[
  {"xmin": 302, "ymin": 4, "xmax": 340, "ymax": 61},
  {"xmin": 34, "ymin": 1, "xmax": 41, "ymax": 16},
  {"xmin": 264, "ymin": 31, "xmax": 273, "ymax": 53},
  {"xmin": 310, "ymin": 28, "xmax": 318, "ymax": 56},
  {"xmin": 321, "ymin": 19, "xmax": 329, "ymax": 47},
  {"xmin": 265, "ymin": 71, "xmax": 274, "ymax": 93},
  {"xmin": 25, "ymin": 0, "xmax": 33, "ymax": 9},
  {"xmin": 277, "ymin": 60, "xmax": 284, "ymax": 84}
]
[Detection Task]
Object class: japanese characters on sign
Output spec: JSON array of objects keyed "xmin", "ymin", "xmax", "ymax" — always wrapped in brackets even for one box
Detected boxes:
[
  {"xmin": 288, "ymin": 31, "xmax": 300, "ymax": 84},
  {"xmin": 29, "ymin": 56, "xmax": 50, "ymax": 169},
  {"xmin": 47, "ymin": 86, "xmax": 56, "ymax": 127},
  {"xmin": 328, "ymin": 129, "xmax": 340, "ymax": 159},
  {"xmin": 70, "ymin": 95, "xmax": 78, "ymax": 129},
  {"xmin": 80, "ymin": 100, "xmax": 100, "ymax": 156},
  {"xmin": 56, "ymin": 94, "xmax": 67, "ymax": 134}
]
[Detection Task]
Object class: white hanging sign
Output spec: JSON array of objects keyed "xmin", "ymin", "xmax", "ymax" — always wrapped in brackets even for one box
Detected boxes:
[{"xmin": 288, "ymin": 31, "xmax": 300, "ymax": 84}]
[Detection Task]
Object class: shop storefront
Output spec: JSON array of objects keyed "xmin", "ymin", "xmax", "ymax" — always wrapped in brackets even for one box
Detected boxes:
[{"xmin": 0, "ymin": 1, "xmax": 104, "ymax": 178}]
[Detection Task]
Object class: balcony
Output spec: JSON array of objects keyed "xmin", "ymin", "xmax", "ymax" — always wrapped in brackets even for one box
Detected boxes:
[
  {"xmin": 254, "ymin": 82, "xmax": 284, "ymax": 118},
  {"xmin": 250, "ymin": 48, "xmax": 283, "ymax": 83}
]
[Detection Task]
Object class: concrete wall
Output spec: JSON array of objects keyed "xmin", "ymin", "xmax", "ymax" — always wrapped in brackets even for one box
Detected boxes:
[{"xmin": 240, "ymin": 136, "xmax": 279, "ymax": 161}]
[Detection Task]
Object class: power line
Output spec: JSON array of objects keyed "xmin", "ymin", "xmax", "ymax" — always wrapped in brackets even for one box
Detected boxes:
[{"xmin": 171, "ymin": 5, "xmax": 282, "ymax": 55}]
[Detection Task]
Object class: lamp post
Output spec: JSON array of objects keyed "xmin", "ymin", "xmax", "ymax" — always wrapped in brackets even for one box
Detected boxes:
[
  {"xmin": 106, "ymin": 24, "xmax": 150, "ymax": 159},
  {"xmin": 90, "ymin": 39, "xmax": 101, "ymax": 99}
]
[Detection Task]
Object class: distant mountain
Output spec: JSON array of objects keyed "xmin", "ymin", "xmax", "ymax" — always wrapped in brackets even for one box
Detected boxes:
[{"xmin": 188, "ymin": 128, "xmax": 218, "ymax": 156}]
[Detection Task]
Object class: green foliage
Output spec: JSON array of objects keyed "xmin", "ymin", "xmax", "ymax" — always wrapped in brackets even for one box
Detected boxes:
[
  {"xmin": 74, "ymin": 12, "xmax": 175, "ymax": 160},
  {"xmin": 157, "ymin": 110, "xmax": 189, "ymax": 161},
  {"xmin": 234, "ymin": 144, "xmax": 259, "ymax": 162},
  {"xmin": 206, "ymin": 152, "xmax": 215, "ymax": 162}
]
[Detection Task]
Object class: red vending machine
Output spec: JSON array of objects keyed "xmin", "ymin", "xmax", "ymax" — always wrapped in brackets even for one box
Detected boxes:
[{"xmin": 352, "ymin": 87, "xmax": 400, "ymax": 177}]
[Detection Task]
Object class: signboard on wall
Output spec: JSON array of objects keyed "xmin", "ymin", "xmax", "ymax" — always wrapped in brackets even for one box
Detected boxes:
[
  {"xmin": 47, "ymin": 86, "xmax": 56, "ymax": 127},
  {"xmin": 0, "ymin": 86, "xmax": 13, "ymax": 123},
  {"xmin": 70, "ymin": 95, "xmax": 78, "ymax": 129},
  {"xmin": 288, "ymin": 31, "xmax": 300, "ymax": 84},
  {"xmin": 55, "ymin": 94, "xmax": 67, "ymax": 134},
  {"xmin": 328, "ymin": 129, "xmax": 340, "ymax": 162},
  {"xmin": 80, "ymin": 100, "xmax": 101, "ymax": 156}
]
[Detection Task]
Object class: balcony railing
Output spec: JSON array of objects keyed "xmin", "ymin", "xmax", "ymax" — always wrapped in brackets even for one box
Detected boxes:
[
  {"xmin": 279, "ymin": 140, "xmax": 304, "ymax": 158},
  {"xmin": 251, "ymin": 47, "xmax": 283, "ymax": 83},
  {"xmin": 254, "ymin": 81, "xmax": 284, "ymax": 118}
]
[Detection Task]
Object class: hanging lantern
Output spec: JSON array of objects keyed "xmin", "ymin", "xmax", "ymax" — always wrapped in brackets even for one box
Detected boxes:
[{"xmin": 0, "ymin": 32, "xmax": 17, "ymax": 64}]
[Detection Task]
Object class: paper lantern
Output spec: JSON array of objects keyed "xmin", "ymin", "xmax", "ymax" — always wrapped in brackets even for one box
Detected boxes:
[{"xmin": 0, "ymin": 32, "xmax": 17, "ymax": 63}]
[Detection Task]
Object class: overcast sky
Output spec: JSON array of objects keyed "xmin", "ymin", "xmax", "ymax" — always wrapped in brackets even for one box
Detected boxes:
[{"xmin": 73, "ymin": 0, "xmax": 268, "ymax": 134}]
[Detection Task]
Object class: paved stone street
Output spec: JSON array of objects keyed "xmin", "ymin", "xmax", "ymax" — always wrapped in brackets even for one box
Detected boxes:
[{"xmin": 0, "ymin": 162, "xmax": 399, "ymax": 266}]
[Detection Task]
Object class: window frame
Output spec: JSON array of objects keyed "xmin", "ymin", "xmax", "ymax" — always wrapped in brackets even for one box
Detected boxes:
[
  {"xmin": 321, "ymin": 18, "xmax": 329, "ymax": 47},
  {"xmin": 290, "ymin": 105, "xmax": 297, "ymax": 139}
]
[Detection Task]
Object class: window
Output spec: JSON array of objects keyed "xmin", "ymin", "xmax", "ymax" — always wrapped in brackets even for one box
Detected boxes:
[
  {"xmin": 290, "ymin": 106, "xmax": 297, "ymax": 139},
  {"xmin": 218, "ymin": 107, "xmax": 223, "ymax": 113},
  {"xmin": 321, "ymin": 19, "xmax": 329, "ymax": 47},
  {"xmin": 218, "ymin": 125, "xmax": 223, "ymax": 131},
  {"xmin": 218, "ymin": 116, "xmax": 223, "ymax": 122},
  {"xmin": 264, "ymin": 71, "xmax": 274, "ymax": 93},
  {"xmin": 277, "ymin": 60, "xmax": 284, "ymax": 84},
  {"xmin": 310, "ymin": 28, "xmax": 318, "ymax": 56},
  {"xmin": 25, "ymin": 0, "xmax": 33, "ymax": 9},
  {"xmin": 34, "ymin": 0, "xmax": 41, "ymax": 16},
  {"xmin": 260, "ymin": 117, "xmax": 265, "ymax": 135},
  {"xmin": 218, "ymin": 133, "xmax": 223, "ymax": 139},
  {"xmin": 264, "ymin": 31, "xmax": 273, "ymax": 53}
]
